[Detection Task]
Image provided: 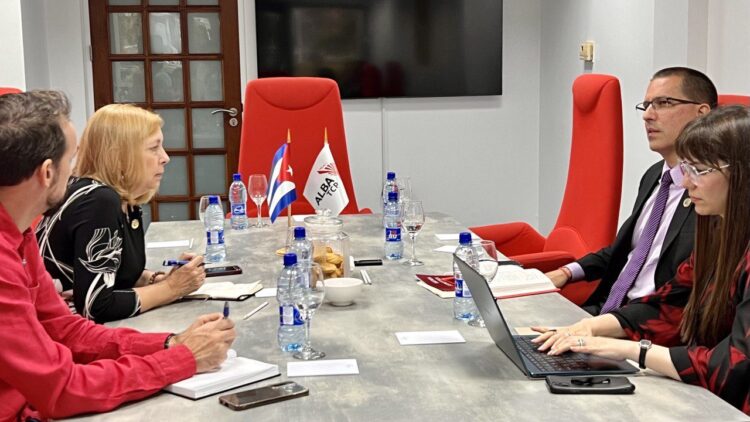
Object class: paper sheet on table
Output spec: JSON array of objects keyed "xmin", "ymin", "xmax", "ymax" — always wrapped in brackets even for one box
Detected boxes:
[
  {"xmin": 255, "ymin": 288, "xmax": 277, "ymax": 298},
  {"xmin": 435, "ymin": 233, "xmax": 460, "ymax": 241},
  {"xmin": 287, "ymin": 359, "xmax": 359, "ymax": 377},
  {"xmin": 395, "ymin": 330, "xmax": 465, "ymax": 345},
  {"xmin": 433, "ymin": 245, "xmax": 457, "ymax": 253},
  {"xmin": 146, "ymin": 239, "xmax": 192, "ymax": 249},
  {"xmin": 292, "ymin": 215, "xmax": 313, "ymax": 222}
]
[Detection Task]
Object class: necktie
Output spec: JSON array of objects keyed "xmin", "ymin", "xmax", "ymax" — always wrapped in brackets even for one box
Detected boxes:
[{"xmin": 600, "ymin": 170, "xmax": 673, "ymax": 314}]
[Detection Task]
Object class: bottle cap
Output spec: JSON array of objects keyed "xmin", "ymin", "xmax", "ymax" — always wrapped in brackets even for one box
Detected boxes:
[
  {"xmin": 388, "ymin": 191, "xmax": 398, "ymax": 202},
  {"xmin": 208, "ymin": 195, "xmax": 220, "ymax": 205},
  {"xmin": 387, "ymin": 171, "xmax": 396, "ymax": 180},
  {"xmin": 293, "ymin": 226, "xmax": 306, "ymax": 239},
  {"xmin": 283, "ymin": 253, "xmax": 298, "ymax": 266},
  {"xmin": 459, "ymin": 232, "xmax": 472, "ymax": 245},
  {"xmin": 232, "ymin": 173, "xmax": 241, "ymax": 181}
]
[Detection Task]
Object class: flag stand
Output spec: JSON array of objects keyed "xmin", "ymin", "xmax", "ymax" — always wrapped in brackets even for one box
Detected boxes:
[{"xmin": 286, "ymin": 129, "xmax": 293, "ymax": 249}]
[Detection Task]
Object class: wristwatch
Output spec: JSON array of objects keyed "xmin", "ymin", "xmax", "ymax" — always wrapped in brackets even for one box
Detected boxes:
[{"xmin": 638, "ymin": 339, "xmax": 652, "ymax": 369}]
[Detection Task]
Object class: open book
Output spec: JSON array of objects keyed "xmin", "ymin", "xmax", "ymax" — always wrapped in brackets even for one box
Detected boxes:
[
  {"xmin": 164, "ymin": 351, "xmax": 279, "ymax": 399},
  {"xmin": 184, "ymin": 281, "xmax": 262, "ymax": 301},
  {"xmin": 416, "ymin": 265, "xmax": 558, "ymax": 300}
]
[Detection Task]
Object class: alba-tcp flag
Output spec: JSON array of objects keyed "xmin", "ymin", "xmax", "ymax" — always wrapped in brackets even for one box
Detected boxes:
[
  {"xmin": 267, "ymin": 143, "xmax": 297, "ymax": 223},
  {"xmin": 303, "ymin": 143, "xmax": 349, "ymax": 216}
]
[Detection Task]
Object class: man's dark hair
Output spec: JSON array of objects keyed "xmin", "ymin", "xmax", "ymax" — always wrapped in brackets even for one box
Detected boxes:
[
  {"xmin": 653, "ymin": 67, "xmax": 718, "ymax": 109},
  {"xmin": 0, "ymin": 90, "xmax": 71, "ymax": 186}
]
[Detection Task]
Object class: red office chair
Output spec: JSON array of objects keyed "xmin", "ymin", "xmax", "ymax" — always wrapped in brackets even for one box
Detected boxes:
[
  {"xmin": 470, "ymin": 74, "xmax": 623, "ymax": 305},
  {"xmin": 718, "ymin": 94, "xmax": 750, "ymax": 106},
  {"xmin": 238, "ymin": 77, "xmax": 368, "ymax": 216},
  {"xmin": 0, "ymin": 87, "xmax": 21, "ymax": 96}
]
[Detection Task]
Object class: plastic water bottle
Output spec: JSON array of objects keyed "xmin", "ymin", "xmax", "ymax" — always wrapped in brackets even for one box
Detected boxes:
[
  {"xmin": 229, "ymin": 173, "xmax": 248, "ymax": 230},
  {"xmin": 382, "ymin": 171, "xmax": 399, "ymax": 212},
  {"xmin": 383, "ymin": 191, "xmax": 403, "ymax": 260},
  {"xmin": 204, "ymin": 196, "xmax": 226, "ymax": 263},
  {"xmin": 289, "ymin": 226, "xmax": 313, "ymax": 286},
  {"xmin": 453, "ymin": 232, "xmax": 479, "ymax": 321},
  {"xmin": 276, "ymin": 253, "xmax": 304, "ymax": 352}
]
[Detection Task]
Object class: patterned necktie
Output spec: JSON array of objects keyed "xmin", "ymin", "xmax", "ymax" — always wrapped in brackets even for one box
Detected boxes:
[{"xmin": 600, "ymin": 170, "xmax": 673, "ymax": 314}]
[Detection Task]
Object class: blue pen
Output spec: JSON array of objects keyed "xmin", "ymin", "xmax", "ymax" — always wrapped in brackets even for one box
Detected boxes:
[
  {"xmin": 223, "ymin": 301, "xmax": 230, "ymax": 319},
  {"xmin": 163, "ymin": 259, "xmax": 190, "ymax": 266}
]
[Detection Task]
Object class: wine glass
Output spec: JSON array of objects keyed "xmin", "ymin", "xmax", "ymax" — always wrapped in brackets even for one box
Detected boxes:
[
  {"xmin": 401, "ymin": 200, "xmax": 425, "ymax": 266},
  {"xmin": 468, "ymin": 240, "xmax": 499, "ymax": 328},
  {"xmin": 397, "ymin": 176, "xmax": 412, "ymax": 203},
  {"xmin": 248, "ymin": 174, "xmax": 268, "ymax": 228},
  {"xmin": 198, "ymin": 195, "xmax": 211, "ymax": 222},
  {"xmin": 293, "ymin": 264, "xmax": 326, "ymax": 360}
]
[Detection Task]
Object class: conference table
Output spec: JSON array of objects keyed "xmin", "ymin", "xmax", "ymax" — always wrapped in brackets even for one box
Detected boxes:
[{"xmin": 68, "ymin": 213, "xmax": 748, "ymax": 421}]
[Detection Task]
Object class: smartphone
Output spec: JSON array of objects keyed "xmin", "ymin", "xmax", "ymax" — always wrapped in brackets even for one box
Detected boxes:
[
  {"xmin": 545, "ymin": 375, "xmax": 635, "ymax": 394},
  {"xmin": 205, "ymin": 265, "xmax": 243, "ymax": 278},
  {"xmin": 219, "ymin": 381, "xmax": 308, "ymax": 410}
]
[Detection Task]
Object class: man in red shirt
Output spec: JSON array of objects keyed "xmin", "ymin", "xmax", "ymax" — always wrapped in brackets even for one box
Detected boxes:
[{"xmin": 0, "ymin": 91, "xmax": 236, "ymax": 421}]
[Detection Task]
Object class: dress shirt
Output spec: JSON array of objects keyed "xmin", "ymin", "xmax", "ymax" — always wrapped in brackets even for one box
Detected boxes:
[
  {"xmin": 0, "ymin": 203, "xmax": 195, "ymax": 421},
  {"xmin": 566, "ymin": 163, "xmax": 685, "ymax": 300}
]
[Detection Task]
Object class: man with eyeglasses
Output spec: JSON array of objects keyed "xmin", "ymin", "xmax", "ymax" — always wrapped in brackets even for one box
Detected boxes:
[{"xmin": 546, "ymin": 67, "xmax": 716, "ymax": 315}]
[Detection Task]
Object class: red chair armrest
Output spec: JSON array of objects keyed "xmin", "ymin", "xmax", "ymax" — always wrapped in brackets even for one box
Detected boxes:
[
  {"xmin": 559, "ymin": 279, "xmax": 600, "ymax": 306},
  {"xmin": 508, "ymin": 251, "xmax": 576, "ymax": 273},
  {"xmin": 470, "ymin": 222, "xmax": 547, "ymax": 256},
  {"xmin": 357, "ymin": 208, "xmax": 373, "ymax": 214}
]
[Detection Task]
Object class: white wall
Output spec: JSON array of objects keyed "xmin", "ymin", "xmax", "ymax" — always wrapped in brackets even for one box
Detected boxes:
[
  {"xmin": 0, "ymin": 0, "xmax": 26, "ymax": 89},
  {"xmin": 707, "ymin": 0, "xmax": 750, "ymax": 95}
]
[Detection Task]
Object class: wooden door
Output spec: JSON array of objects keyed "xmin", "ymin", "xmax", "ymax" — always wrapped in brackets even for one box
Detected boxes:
[{"xmin": 89, "ymin": 0, "xmax": 242, "ymax": 223}]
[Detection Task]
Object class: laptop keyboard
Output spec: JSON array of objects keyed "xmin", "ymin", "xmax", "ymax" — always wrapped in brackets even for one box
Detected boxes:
[{"xmin": 515, "ymin": 336, "xmax": 590, "ymax": 372}]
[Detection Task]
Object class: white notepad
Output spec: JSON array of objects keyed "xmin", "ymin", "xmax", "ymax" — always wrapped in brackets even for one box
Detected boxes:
[
  {"xmin": 146, "ymin": 239, "xmax": 192, "ymax": 249},
  {"xmin": 164, "ymin": 355, "xmax": 279, "ymax": 399},
  {"xmin": 184, "ymin": 281, "xmax": 262, "ymax": 301},
  {"xmin": 433, "ymin": 245, "xmax": 458, "ymax": 253},
  {"xmin": 435, "ymin": 233, "xmax": 460, "ymax": 241}
]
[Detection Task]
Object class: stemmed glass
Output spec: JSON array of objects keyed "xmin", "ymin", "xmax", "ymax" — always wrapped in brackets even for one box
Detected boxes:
[
  {"xmin": 198, "ymin": 195, "xmax": 211, "ymax": 222},
  {"xmin": 397, "ymin": 176, "xmax": 412, "ymax": 203},
  {"xmin": 248, "ymin": 174, "xmax": 268, "ymax": 228},
  {"xmin": 293, "ymin": 264, "xmax": 326, "ymax": 360},
  {"xmin": 401, "ymin": 200, "xmax": 425, "ymax": 266},
  {"xmin": 468, "ymin": 240, "xmax": 499, "ymax": 328}
]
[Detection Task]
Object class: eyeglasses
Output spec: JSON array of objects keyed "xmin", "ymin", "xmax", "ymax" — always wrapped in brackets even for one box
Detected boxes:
[
  {"xmin": 635, "ymin": 96, "xmax": 702, "ymax": 112},
  {"xmin": 679, "ymin": 160, "xmax": 730, "ymax": 184}
]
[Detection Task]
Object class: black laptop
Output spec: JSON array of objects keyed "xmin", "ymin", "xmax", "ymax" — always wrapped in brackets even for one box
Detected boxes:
[{"xmin": 454, "ymin": 255, "xmax": 638, "ymax": 378}]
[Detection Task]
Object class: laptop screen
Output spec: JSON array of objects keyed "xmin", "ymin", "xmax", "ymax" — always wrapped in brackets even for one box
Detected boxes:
[{"xmin": 454, "ymin": 254, "xmax": 529, "ymax": 375}]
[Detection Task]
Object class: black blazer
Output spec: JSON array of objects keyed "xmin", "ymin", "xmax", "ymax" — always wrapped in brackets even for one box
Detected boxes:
[{"xmin": 578, "ymin": 160, "xmax": 696, "ymax": 314}]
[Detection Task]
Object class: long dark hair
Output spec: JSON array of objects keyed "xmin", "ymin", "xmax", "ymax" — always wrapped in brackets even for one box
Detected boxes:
[{"xmin": 676, "ymin": 105, "xmax": 750, "ymax": 345}]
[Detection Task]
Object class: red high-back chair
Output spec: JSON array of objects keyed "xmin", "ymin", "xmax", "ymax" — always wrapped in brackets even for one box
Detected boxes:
[
  {"xmin": 0, "ymin": 87, "xmax": 21, "ymax": 96},
  {"xmin": 470, "ymin": 74, "xmax": 623, "ymax": 304},
  {"xmin": 238, "ymin": 77, "xmax": 367, "ymax": 216},
  {"xmin": 718, "ymin": 94, "xmax": 750, "ymax": 106}
]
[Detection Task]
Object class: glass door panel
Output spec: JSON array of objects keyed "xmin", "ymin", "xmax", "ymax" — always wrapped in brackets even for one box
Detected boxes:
[
  {"xmin": 149, "ymin": 13, "xmax": 182, "ymax": 54},
  {"xmin": 193, "ymin": 155, "xmax": 226, "ymax": 195},
  {"xmin": 189, "ymin": 61, "xmax": 223, "ymax": 101},
  {"xmin": 188, "ymin": 13, "xmax": 221, "ymax": 54},
  {"xmin": 109, "ymin": 13, "xmax": 143, "ymax": 54},
  {"xmin": 112, "ymin": 61, "xmax": 146, "ymax": 103},
  {"xmin": 159, "ymin": 156, "xmax": 189, "ymax": 196},
  {"xmin": 155, "ymin": 109, "xmax": 187, "ymax": 149},
  {"xmin": 191, "ymin": 108, "xmax": 224, "ymax": 148}
]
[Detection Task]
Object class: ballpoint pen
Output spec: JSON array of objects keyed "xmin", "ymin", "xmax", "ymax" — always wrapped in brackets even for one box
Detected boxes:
[
  {"xmin": 163, "ymin": 259, "xmax": 190, "ymax": 266},
  {"xmin": 223, "ymin": 301, "xmax": 230, "ymax": 319},
  {"xmin": 242, "ymin": 301, "xmax": 269, "ymax": 320}
]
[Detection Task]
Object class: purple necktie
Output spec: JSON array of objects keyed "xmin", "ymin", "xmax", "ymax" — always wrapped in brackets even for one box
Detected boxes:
[{"xmin": 600, "ymin": 170, "xmax": 673, "ymax": 314}]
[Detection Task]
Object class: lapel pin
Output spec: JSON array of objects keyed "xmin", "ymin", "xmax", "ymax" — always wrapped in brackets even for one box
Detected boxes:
[
  {"xmin": 683, "ymin": 198, "xmax": 692, "ymax": 208},
  {"xmin": 131, "ymin": 219, "xmax": 140, "ymax": 230}
]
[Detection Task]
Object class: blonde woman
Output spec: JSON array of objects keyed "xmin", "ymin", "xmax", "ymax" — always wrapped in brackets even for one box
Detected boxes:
[{"xmin": 37, "ymin": 104, "xmax": 205, "ymax": 323}]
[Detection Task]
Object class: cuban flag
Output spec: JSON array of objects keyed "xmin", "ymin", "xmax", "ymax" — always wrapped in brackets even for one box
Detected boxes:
[{"xmin": 267, "ymin": 143, "xmax": 297, "ymax": 223}]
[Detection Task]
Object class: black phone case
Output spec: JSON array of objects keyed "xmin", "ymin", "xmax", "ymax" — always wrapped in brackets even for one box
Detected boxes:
[
  {"xmin": 545, "ymin": 376, "xmax": 635, "ymax": 394},
  {"xmin": 219, "ymin": 381, "xmax": 308, "ymax": 410},
  {"xmin": 205, "ymin": 265, "xmax": 243, "ymax": 277}
]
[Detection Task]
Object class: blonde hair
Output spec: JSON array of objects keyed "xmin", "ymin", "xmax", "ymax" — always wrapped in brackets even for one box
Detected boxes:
[{"xmin": 75, "ymin": 104, "xmax": 163, "ymax": 205}]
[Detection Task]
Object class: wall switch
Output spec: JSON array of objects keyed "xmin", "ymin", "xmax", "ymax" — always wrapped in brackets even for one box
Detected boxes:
[{"xmin": 579, "ymin": 41, "xmax": 595, "ymax": 62}]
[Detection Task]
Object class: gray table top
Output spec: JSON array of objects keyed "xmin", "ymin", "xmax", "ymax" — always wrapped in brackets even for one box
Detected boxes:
[{"xmin": 67, "ymin": 213, "xmax": 748, "ymax": 422}]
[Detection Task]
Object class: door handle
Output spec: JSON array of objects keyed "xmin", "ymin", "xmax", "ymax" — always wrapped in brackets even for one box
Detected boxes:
[{"xmin": 211, "ymin": 107, "xmax": 238, "ymax": 117}]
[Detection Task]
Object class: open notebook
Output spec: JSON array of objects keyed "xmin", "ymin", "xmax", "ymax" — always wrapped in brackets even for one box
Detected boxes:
[
  {"xmin": 416, "ymin": 265, "xmax": 558, "ymax": 299},
  {"xmin": 183, "ymin": 281, "xmax": 262, "ymax": 301},
  {"xmin": 164, "ymin": 350, "xmax": 279, "ymax": 399}
]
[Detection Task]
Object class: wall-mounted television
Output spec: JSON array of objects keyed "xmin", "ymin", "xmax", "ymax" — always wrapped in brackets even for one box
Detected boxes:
[{"xmin": 255, "ymin": 0, "xmax": 503, "ymax": 99}]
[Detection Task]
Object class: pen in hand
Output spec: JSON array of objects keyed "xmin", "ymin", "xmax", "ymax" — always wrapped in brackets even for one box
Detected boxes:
[
  {"xmin": 223, "ymin": 301, "xmax": 230, "ymax": 319},
  {"xmin": 162, "ymin": 259, "xmax": 206, "ymax": 267}
]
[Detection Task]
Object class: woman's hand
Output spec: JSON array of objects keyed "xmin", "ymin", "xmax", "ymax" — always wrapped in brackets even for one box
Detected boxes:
[
  {"xmin": 165, "ymin": 255, "xmax": 206, "ymax": 297},
  {"xmin": 545, "ymin": 335, "xmax": 639, "ymax": 362},
  {"xmin": 530, "ymin": 318, "xmax": 595, "ymax": 352}
]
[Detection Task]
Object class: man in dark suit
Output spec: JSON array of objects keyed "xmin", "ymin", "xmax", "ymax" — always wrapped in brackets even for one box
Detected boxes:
[{"xmin": 546, "ymin": 67, "xmax": 717, "ymax": 315}]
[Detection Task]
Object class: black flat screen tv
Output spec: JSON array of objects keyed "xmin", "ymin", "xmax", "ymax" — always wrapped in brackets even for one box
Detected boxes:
[{"xmin": 255, "ymin": 0, "xmax": 503, "ymax": 99}]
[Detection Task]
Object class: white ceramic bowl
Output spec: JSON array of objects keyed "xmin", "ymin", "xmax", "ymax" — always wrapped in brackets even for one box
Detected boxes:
[{"xmin": 325, "ymin": 277, "xmax": 364, "ymax": 306}]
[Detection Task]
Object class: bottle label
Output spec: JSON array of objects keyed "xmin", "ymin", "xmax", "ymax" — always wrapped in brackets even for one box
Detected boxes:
[
  {"xmin": 455, "ymin": 278, "xmax": 472, "ymax": 298},
  {"xmin": 279, "ymin": 305, "xmax": 304, "ymax": 326},
  {"xmin": 385, "ymin": 227, "xmax": 401, "ymax": 242},
  {"xmin": 206, "ymin": 229, "xmax": 224, "ymax": 245},
  {"xmin": 231, "ymin": 203, "xmax": 246, "ymax": 216}
]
